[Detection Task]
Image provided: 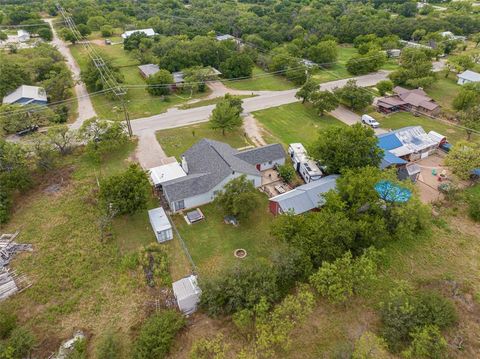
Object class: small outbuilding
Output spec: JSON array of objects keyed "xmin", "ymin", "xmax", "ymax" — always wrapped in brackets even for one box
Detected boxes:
[
  {"xmin": 149, "ymin": 162, "xmax": 187, "ymax": 189},
  {"xmin": 138, "ymin": 64, "xmax": 160, "ymax": 78},
  {"xmin": 148, "ymin": 207, "xmax": 173, "ymax": 243},
  {"xmin": 17, "ymin": 30, "xmax": 30, "ymax": 42},
  {"xmin": 121, "ymin": 28, "xmax": 156, "ymax": 39},
  {"xmin": 2, "ymin": 85, "xmax": 47, "ymax": 106},
  {"xmin": 172, "ymin": 275, "xmax": 201, "ymax": 315}
]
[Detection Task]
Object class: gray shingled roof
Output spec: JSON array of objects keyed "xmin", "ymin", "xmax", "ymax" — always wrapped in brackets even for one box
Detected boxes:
[
  {"xmin": 163, "ymin": 139, "xmax": 283, "ymax": 203},
  {"xmin": 234, "ymin": 144, "xmax": 285, "ymax": 165}
]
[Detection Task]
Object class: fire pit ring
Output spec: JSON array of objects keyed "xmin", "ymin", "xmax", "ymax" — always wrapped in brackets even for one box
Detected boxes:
[{"xmin": 234, "ymin": 249, "xmax": 247, "ymax": 259}]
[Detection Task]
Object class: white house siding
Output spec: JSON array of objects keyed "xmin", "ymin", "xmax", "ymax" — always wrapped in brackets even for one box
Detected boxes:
[
  {"xmin": 257, "ymin": 157, "xmax": 285, "ymax": 171},
  {"xmin": 170, "ymin": 173, "xmax": 261, "ymax": 212}
]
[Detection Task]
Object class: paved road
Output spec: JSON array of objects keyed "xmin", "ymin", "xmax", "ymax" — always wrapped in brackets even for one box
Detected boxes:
[
  {"xmin": 46, "ymin": 18, "xmax": 96, "ymax": 129},
  {"xmin": 133, "ymin": 71, "xmax": 391, "ymax": 167}
]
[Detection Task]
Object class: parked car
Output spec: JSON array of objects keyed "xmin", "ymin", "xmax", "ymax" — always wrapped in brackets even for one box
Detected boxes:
[
  {"xmin": 16, "ymin": 125, "xmax": 39, "ymax": 136},
  {"xmin": 361, "ymin": 114, "xmax": 380, "ymax": 128}
]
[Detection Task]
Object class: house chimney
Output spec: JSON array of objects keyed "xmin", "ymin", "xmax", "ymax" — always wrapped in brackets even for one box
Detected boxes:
[{"xmin": 181, "ymin": 155, "xmax": 188, "ymax": 174}]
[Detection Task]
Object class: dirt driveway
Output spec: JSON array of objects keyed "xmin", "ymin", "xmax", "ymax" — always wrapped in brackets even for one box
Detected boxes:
[{"xmin": 415, "ymin": 153, "xmax": 449, "ymax": 203}]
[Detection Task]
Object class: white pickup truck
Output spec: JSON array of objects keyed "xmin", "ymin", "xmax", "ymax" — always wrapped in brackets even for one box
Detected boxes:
[{"xmin": 361, "ymin": 114, "xmax": 380, "ymax": 128}]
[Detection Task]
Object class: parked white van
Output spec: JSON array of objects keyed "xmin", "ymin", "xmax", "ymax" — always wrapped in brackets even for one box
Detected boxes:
[{"xmin": 361, "ymin": 114, "xmax": 380, "ymax": 128}]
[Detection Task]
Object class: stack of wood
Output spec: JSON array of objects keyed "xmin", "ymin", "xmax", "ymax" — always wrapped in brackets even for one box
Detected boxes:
[{"xmin": 0, "ymin": 231, "xmax": 33, "ymax": 301}]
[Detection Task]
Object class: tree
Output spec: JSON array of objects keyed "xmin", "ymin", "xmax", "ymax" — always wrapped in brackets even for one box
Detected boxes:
[
  {"xmin": 133, "ymin": 311, "xmax": 186, "ymax": 359},
  {"xmin": 78, "ymin": 118, "xmax": 128, "ymax": 159},
  {"xmin": 124, "ymin": 32, "xmax": 149, "ymax": 51},
  {"xmin": 60, "ymin": 28, "xmax": 77, "ymax": 44},
  {"xmin": 295, "ymin": 78, "xmax": 319, "ymax": 103},
  {"xmin": 311, "ymin": 90, "xmax": 339, "ymax": 115},
  {"xmin": 389, "ymin": 48, "xmax": 435, "ymax": 88},
  {"xmin": 82, "ymin": 56, "xmax": 123, "ymax": 92},
  {"xmin": 445, "ymin": 141, "xmax": 480, "ymax": 179},
  {"xmin": 146, "ymin": 69, "xmax": 173, "ymax": 96},
  {"xmin": 402, "ymin": 325, "xmax": 448, "ymax": 359},
  {"xmin": 214, "ymin": 175, "xmax": 259, "ymax": 220},
  {"xmin": 46, "ymin": 125, "xmax": 76, "ymax": 155},
  {"xmin": 277, "ymin": 164, "xmax": 295, "ymax": 184},
  {"xmin": 352, "ymin": 331, "xmax": 392, "ymax": 359},
  {"xmin": 307, "ymin": 40, "xmax": 338, "ymax": 65},
  {"xmin": 309, "ymin": 248, "xmax": 382, "ymax": 304},
  {"xmin": 458, "ymin": 105, "xmax": 480, "ymax": 140},
  {"xmin": 376, "ymin": 80, "xmax": 393, "ymax": 96},
  {"xmin": 209, "ymin": 98, "xmax": 243, "ymax": 136},
  {"xmin": 334, "ymin": 80, "xmax": 373, "ymax": 111},
  {"xmin": 220, "ymin": 54, "xmax": 254, "ymax": 79},
  {"xmin": 346, "ymin": 50, "xmax": 386, "ymax": 75},
  {"xmin": 99, "ymin": 164, "xmax": 150, "ymax": 216},
  {"xmin": 0, "ymin": 59, "xmax": 30, "ymax": 98},
  {"xmin": 0, "ymin": 31, "xmax": 7, "ymax": 41},
  {"xmin": 77, "ymin": 24, "xmax": 91, "ymax": 37},
  {"xmin": 100, "ymin": 25, "xmax": 114, "ymax": 37},
  {"xmin": 37, "ymin": 27, "xmax": 53, "ymax": 41},
  {"xmin": 87, "ymin": 16, "xmax": 106, "ymax": 31},
  {"xmin": 189, "ymin": 334, "xmax": 230, "ymax": 359},
  {"xmin": 311, "ymin": 123, "xmax": 382, "ymax": 174},
  {"xmin": 453, "ymin": 84, "xmax": 480, "ymax": 111},
  {"xmin": 31, "ymin": 134, "xmax": 56, "ymax": 172},
  {"xmin": 448, "ymin": 54, "xmax": 474, "ymax": 73},
  {"xmin": 0, "ymin": 139, "xmax": 31, "ymax": 192}
]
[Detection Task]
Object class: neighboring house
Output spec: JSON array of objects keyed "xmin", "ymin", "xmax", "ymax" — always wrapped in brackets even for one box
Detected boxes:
[
  {"xmin": 269, "ymin": 175, "xmax": 339, "ymax": 216},
  {"xmin": 288, "ymin": 143, "xmax": 323, "ymax": 183},
  {"xmin": 17, "ymin": 30, "xmax": 30, "ymax": 42},
  {"xmin": 2, "ymin": 85, "xmax": 47, "ymax": 106},
  {"xmin": 172, "ymin": 71, "xmax": 184, "ymax": 85},
  {"xmin": 457, "ymin": 70, "xmax": 480, "ymax": 85},
  {"xmin": 121, "ymin": 28, "xmax": 156, "ymax": 39},
  {"xmin": 138, "ymin": 64, "xmax": 160, "ymax": 78},
  {"xmin": 376, "ymin": 86, "xmax": 440, "ymax": 116},
  {"xmin": 440, "ymin": 31, "xmax": 466, "ymax": 41},
  {"xmin": 300, "ymin": 59, "xmax": 317, "ymax": 68},
  {"xmin": 172, "ymin": 275, "xmax": 201, "ymax": 315},
  {"xmin": 148, "ymin": 207, "xmax": 173, "ymax": 243},
  {"xmin": 377, "ymin": 126, "xmax": 443, "ymax": 162},
  {"xmin": 162, "ymin": 139, "xmax": 285, "ymax": 212},
  {"xmin": 399, "ymin": 40, "xmax": 432, "ymax": 50},
  {"xmin": 216, "ymin": 34, "xmax": 235, "ymax": 41}
]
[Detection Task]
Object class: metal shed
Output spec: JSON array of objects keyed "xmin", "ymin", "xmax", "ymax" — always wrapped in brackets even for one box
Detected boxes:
[
  {"xmin": 172, "ymin": 275, "xmax": 201, "ymax": 315},
  {"xmin": 148, "ymin": 207, "xmax": 173, "ymax": 243}
]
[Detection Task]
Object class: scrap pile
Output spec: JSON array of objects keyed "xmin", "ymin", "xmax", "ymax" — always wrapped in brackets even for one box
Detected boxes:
[{"xmin": 0, "ymin": 231, "xmax": 33, "ymax": 301}]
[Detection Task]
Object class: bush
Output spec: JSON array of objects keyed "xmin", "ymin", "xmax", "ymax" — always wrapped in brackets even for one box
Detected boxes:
[
  {"xmin": 96, "ymin": 331, "xmax": 122, "ymax": 359},
  {"xmin": 377, "ymin": 80, "xmax": 394, "ymax": 96},
  {"xmin": 189, "ymin": 334, "xmax": 230, "ymax": 359},
  {"xmin": 0, "ymin": 308, "xmax": 17, "ymax": 339},
  {"xmin": 133, "ymin": 311, "xmax": 186, "ymax": 359},
  {"xmin": 403, "ymin": 325, "xmax": 448, "ymax": 359},
  {"xmin": 146, "ymin": 69, "xmax": 173, "ymax": 96},
  {"xmin": 213, "ymin": 175, "xmax": 259, "ymax": 220},
  {"xmin": 277, "ymin": 164, "xmax": 295, "ymax": 184},
  {"xmin": 0, "ymin": 189, "xmax": 11, "ymax": 225},
  {"xmin": 467, "ymin": 193, "xmax": 480, "ymax": 222},
  {"xmin": 380, "ymin": 285, "xmax": 456, "ymax": 352}
]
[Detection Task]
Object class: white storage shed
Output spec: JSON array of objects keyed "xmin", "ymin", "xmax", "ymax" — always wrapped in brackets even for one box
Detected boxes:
[
  {"xmin": 172, "ymin": 275, "xmax": 201, "ymax": 315},
  {"xmin": 148, "ymin": 207, "xmax": 173, "ymax": 243}
]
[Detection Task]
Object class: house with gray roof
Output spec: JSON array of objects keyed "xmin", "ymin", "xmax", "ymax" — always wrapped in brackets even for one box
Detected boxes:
[
  {"xmin": 162, "ymin": 139, "xmax": 285, "ymax": 212},
  {"xmin": 138, "ymin": 64, "xmax": 160, "ymax": 78},
  {"xmin": 269, "ymin": 175, "xmax": 339, "ymax": 216},
  {"xmin": 457, "ymin": 70, "xmax": 480, "ymax": 85},
  {"xmin": 2, "ymin": 85, "xmax": 47, "ymax": 106}
]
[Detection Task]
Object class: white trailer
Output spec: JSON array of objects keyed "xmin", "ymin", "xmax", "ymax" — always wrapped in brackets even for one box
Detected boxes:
[
  {"xmin": 288, "ymin": 143, "xmax": 323, "ymax": 183},
  {"xmin": 148, "ymin": 207, "xmax": 173, "ymax": 243}
]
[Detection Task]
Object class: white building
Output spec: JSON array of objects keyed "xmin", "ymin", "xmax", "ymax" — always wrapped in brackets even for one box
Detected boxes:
[
  {"xmin": 172, "ymin": 275, "xmax": 201, "ymax": 315},
  {"xmin": 162, "ymin": 139, "xmax": 285, "ymax": 212},
  {"xmin": 148, "ymin": 207, "xmax": 173, "ymax": 243},
  {"xmin": 288, "ymin": 143, "xmax": 323, "ymax": 183},
  {"xmin": 149, "ymin": 162, "xmax": 186, "ymax": 188},
  {"xmin": 17, "ymin": 30, "xmax": 30, "ymax": 42},
  {"xmin": 457, "ymin": 70, "xmax": 480, "ymax": 85},
  {"xmin": 121, "ymin": 28, "xmax": 156, "ymax": 39}
]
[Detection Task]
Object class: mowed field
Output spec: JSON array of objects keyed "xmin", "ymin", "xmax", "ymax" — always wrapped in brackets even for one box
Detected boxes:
[
  {"xmin": 69, "ymin": 44, "xmax": 210, "ymax": 120},
  {"xmin": 224, "ymin": 66, "xmax": 297, "ymax": 91},
  {"xmin": 252, "ymin": 102, "xmax": 345, "ymax": 146}
]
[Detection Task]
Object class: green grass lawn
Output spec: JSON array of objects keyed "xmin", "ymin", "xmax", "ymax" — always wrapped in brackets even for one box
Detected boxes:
[
  {"xmin": 172, "ymin": 196, "xmax": 284, "ymax": 276},
  {"xmin": 425, "ymin": 73, "xmax": 461, "ymax": 111},
  {"xmin": 0, "ymin": 141, "xmax": 191, "ymax": 356},
  {"xmin": 375, "ymin": 111, "xmax": 474, "ymax": 144},
  {"xmin": 157, "ymin": 122, "xmax": 252, "ymax": 159},
  {"xmin": 69, "ymin": 44, "xmax": 210, "ymax": 120},
  {"xmin": 224, "ymin": 66, "xmax": 296, "ymax": 91},
  {"xmin": 252, "ymin": 102, "xmax": 345, "ymax": 146}
]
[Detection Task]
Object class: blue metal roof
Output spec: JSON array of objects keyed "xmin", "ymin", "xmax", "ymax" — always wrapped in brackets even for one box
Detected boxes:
[
  {"xmin": 375, "ymin": 180, "xmax": 412, "ymax": 203},
  {"xmin": 380, "ymin": 151, "xmax": 407, "ymax": 169},
  {"xmin": 471, "ymin": 168, "xmax": 480, "ymax": 176},
  {"xmin": 377, "ymin": 133, "xmax": 403, "ymax": 151}
]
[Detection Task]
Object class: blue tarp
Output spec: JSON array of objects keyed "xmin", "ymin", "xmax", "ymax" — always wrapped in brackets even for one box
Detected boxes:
[
  {"xmin": 375, "ymin": 180, "xmax": 412, "ymax": 203},
  {"xmin": 471, "ymin": 168, "xmax": 480, "ymax": 176},
  {"xmin": 377, "ymin": 133, "xmax": 403, "ymax": 151}
]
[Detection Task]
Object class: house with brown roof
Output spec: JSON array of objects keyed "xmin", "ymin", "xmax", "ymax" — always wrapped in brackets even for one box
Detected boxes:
[{"xmin": 376, "ymin": 86, "xmax": 440, "ymax": 116}]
